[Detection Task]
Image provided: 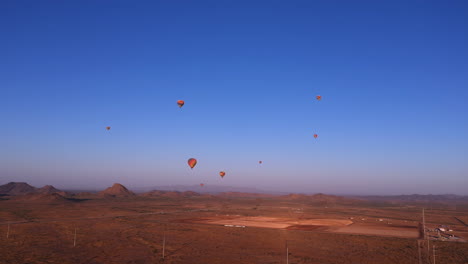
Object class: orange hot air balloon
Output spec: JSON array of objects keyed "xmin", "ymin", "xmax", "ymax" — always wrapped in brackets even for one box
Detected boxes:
[
  {"xmin": 187, "ymin": 158, "xmax": 197, "ymax": 169},
  {"xmin": 200, "ymin": 183, "xmax": 204, "ymax": 187},
  {"xmin": 219, "ymin": 171, "xmax": 226, "ymax": 178},
  {"xmin": 106, "ymin": 126, "xmax": 111, "ymax": 131},
  {"xmin": 177, "ymin": 100, "xmax": 185, "ymax": 108},
  {"xmin": 314, "ymin": 134, "xmax": 318, "ymax": 139},
  {"xmin": 316, "ymin": 95, "xmax": 322, "ymax": 101}
]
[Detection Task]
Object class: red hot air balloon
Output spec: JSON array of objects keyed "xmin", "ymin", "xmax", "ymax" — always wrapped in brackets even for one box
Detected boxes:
[
  {"xmin": 259, "ymin": 161, "xmax": 262, "ymax": 164},
  {"xmin": 316, "ymin": 95, "xmax": 322, "ymax": 101},
  {"xmin": 177, "ymin": 100, "xmax": 185, "ymax": 108},
  {"xmin": 200, "ymin": 183, "xmax": 204, "ymax": 187},
  {"xmin": 106, "ymin": 126, "xmax": 111, "ymax": 131},
  {"xmin": 187, "ymin": 158, "xmax": 197, "ymax": 169},
  {"xmin": 314, "ymin": 134, "xmax": 318, "ymax": 139},
  {"xmin": 219, "ymin": 171, "xmax": 226, "ymax": 178}
]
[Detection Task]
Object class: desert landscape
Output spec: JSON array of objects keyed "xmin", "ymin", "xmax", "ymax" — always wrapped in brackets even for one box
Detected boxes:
[
  {"xmin": 1, "ymin": 182, "xmax": 468, "ymax": 264},
  {"xmin": 3, "ymin": 1, "xmax": 467, "ymax": 263}
]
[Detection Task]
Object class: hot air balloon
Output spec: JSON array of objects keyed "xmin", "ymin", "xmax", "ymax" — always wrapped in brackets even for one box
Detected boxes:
[
  {"xmin": 314, "ymin": 134, "xmax": 318, "ymax": 139},
  {"xmin": 187, "ymin": 158, "xmax": 197, "ymax": 169},
  {"xmin": 316, "ymin": 95, "xmax": 322, "ymax": 101},
  {"xmin": 259, "ymin": 161, "xmax": 262, "ymax": 164},
  {"xmin": 106, "ymin": 126, "xmax": 111, "ymax": 131},
  {"xmin": 177, "ymin": 100, "xmax": 185, "ymax": 108},
  {"xmin": 219, "ymin": 171, "xmax": 226, "ymax": 178},
  {"xmin": 200, "ymin": 183, "xmax": 204, "ymax": 187}
]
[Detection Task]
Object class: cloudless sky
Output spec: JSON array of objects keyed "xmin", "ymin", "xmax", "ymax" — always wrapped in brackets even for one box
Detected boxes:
[{"xmin": 1, "ymin": 0, "xmax": 467, "ymax": 195}]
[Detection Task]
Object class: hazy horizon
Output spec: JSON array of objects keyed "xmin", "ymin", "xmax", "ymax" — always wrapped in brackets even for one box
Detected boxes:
[
  {"xmin": 1, "ymin": 180, "xmax": 467, "ymax": 197},
  {"xmin": 2, "ymin": 1, "xmax": 467, "ymax": 196}
]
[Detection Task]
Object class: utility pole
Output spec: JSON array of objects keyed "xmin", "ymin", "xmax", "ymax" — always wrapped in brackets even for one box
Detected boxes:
[
  {"xmin": 423, "ymin": 208, "xmax": 430, "ymax": 255},
  {"xmin": 422, "ymin": 208, "xmax": 426, "ymax": 239},
  {"xmin": 6, "ymin": 224, "xmax": 10, "ymax": 239},
  {"xmin": 162, "ymin": 233, "xmax": 166, "ymax": 259},
  {"xmin": 433, "ymin": 245, "xmax": 436, "ymax": 264},
  {"xmin": 417, "ymin": 240, "xmax": 422, "ymax": 264},
  {"xmin": 286, "ymin": 240, "xmax": 289, "ymax": 264},
  {"xmin": 73, "ymin": 228, "xmax": 77, "ymax": 247}
]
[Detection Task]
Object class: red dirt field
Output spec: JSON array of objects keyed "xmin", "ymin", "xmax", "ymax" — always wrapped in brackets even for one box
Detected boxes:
[
  {"xmin": 334, "ymin": 223, "xmax": 419, "ymax": 238},
  {"xmin": 1, "ymin": 194, "xmax": 468, "ymax": 264},
  {"xmin": 186, "ymin": 216, "xmax": 352, "ymax": 230},
  {"xmin": 184, "ymin": 216, "xmax": 418, "ymax": 238}
]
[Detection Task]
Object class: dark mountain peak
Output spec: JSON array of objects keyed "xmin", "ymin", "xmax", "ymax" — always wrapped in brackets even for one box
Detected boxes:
[
  {"xmin": 99, "ymin": 183, "xmax": 135, "ymax": 197},
  {"xmin": 0, "ymin": 182, "xmax": 37, "ymax": 195},
  {"xmin": 37, "ymin": 185, "xmax": 61, "ymax": 194}
]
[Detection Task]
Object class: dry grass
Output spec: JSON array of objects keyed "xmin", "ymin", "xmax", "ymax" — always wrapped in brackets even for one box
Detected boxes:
[{"xmin": 0, "ymin": 196, "xmax": 467, "ymax": 264}]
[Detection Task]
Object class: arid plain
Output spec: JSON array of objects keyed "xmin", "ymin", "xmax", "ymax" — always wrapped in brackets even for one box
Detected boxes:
[{"xmin": 1, "ymin": 183, "xmax": 468, "ymax": 264}]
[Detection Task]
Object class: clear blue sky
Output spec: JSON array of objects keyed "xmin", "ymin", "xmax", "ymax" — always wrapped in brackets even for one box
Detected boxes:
[{"xmin": 1, "ymin": 0, "xmax": 467, "ymax": 195}]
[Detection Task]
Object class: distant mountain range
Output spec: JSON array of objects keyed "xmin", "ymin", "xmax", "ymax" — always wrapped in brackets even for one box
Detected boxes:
[
  {"xmin": 1, "ymin": 182, "xmax": 468, "ymax": 204},
  {"xmin": 130, "ymin": 184, "xmax": 285, "ymax": 194},
  {"xmin": 0, "ymin": 182, "xmax": 67, "ymax": 196},
  {"xmin": 356, "ymin": 194, "xmax": 468, "ymax": 203}
]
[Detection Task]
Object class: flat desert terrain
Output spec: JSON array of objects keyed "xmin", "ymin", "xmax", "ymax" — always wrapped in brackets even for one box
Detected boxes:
[{"xmin": 1, "ymin": 193, "xmax": 468, "ymax": 264}]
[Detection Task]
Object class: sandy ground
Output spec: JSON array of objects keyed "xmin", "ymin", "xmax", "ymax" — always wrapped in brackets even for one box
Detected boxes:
[
  {"xmin": 1, "ymin": 197, "xmax": 468, "ymax": 263},
  {"xmin": 193, "ymin": 216, "xmax": 353, "ymax": 229},
  {"xmin": 334, "ymin": 223, "xmax": 419, "ymax": 238},
  {"xmin": 187, "ymin": 216, "xmax": 419, "ymax": 238}
]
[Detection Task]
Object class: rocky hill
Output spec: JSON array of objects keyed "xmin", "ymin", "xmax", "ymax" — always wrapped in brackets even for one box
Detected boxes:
[
  {"xmin": 0, "ymin": 182, "xmax": 38, "ymax": 195},
  {"xmin": 99, "ymin": 183, "xmax": 135, "ymax": 197},
  {"xmin": 0, "ymin": 182, "xmax": 68, "ymax": 197},
  {"xmin": 37, "ymin": 185, "xmax": 68, "ymax": 196}
]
